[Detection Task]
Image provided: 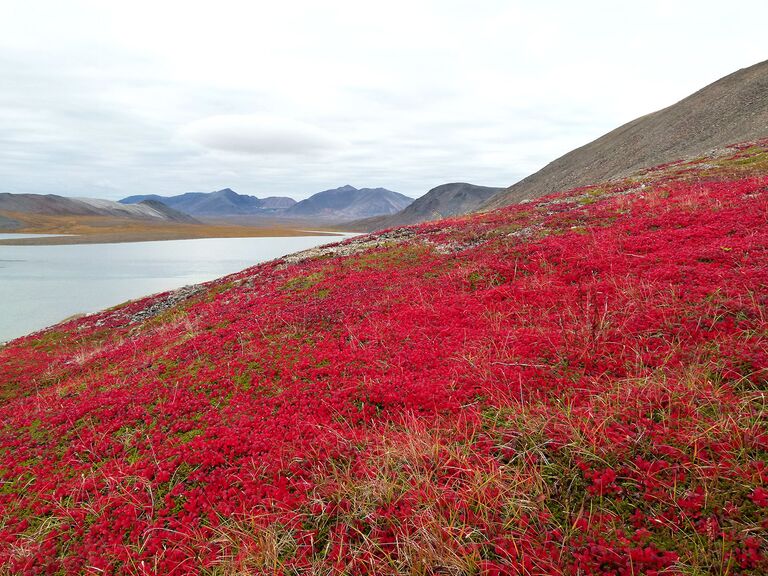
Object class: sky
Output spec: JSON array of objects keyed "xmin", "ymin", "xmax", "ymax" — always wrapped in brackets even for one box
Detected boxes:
[{"xmin": 1, "ymin": 1, "xmax": 766, "ymax": 201}]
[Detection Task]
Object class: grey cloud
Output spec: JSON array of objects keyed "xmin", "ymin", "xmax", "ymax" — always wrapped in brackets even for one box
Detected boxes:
[
  {"xmin": 180, "ymin": 115, "xmax": 347, "ymax": 156},
  {"xmin": 2, "ymin": 2, "xmax": 767, "ymax": 201}
]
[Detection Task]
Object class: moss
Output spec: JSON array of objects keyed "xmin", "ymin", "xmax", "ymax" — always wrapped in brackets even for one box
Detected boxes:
[
  {"xmin": 281, "ymin": 271, "xmax": 325, "ymax": 292},
  {"xmin": 232, "ymin": 370, "xmax": 252, "ymax": 391},
  {"xmin": 465, "ymin": 269, "xmax": 504, "ymax": 291},
  {"xmin": 314, "ymin": 288, "xmax": 330, "ymax": 299},
  {"xmin": 0, "ymin": 472, "xmax": 32, "ymax": 495},
  {"xmin": 204, "ymin": 280, "xmax": 236, "ymax": 301},
  {"xmin": 577, "ymin": 187, "xmax": 608, "ymax": 205},
  {"xmin": 28, "ymin": 330, "xmax": 68, "ymax": 351},
  {"xmin": 731, "ymin": 151, "xmax": 768, "ymax": 166},
  {"xmin": 351, "ymin": 244, "xmax": 431, "ymax": 271},
  {"xmin": 26, "ymin": 418, "xmax": 49, "ymax": 444},
  {"xmin": 125, "ymin": 446, "xmax": 142, "ymax": 465},
  {"xmin": 176, "ymin": 428, "xmax": 204, "ymax": 443}
]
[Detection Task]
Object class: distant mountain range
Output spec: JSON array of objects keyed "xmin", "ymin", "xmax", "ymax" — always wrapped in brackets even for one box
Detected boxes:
[
  {"xmin": 483, "ymin": 59, "xmax": 768, "ymax": 210},
  {"xmin": 5, "ymin": 61, "xmax": 768, "ymax": 239},
  {"xmin": 345, "ymin": 183, "xmax": 504, "ymax": 232},
  {"xmin": 284, "ymin": 185, "xmax": 413, "ymax": 221},
  {"xmin": 0, "ymin": 193, "xmax": 197, "ymax": 229},
  {"xmin": 120, "ymin": 188, "xmax": 296, "ymax": 217},
  {"xmin": 120, "ymin": 185, "xmax": 414, "ymax": 222},
  {"xmin": 14, "ymin": 61, "xmax": 766, "ymax": 235}
]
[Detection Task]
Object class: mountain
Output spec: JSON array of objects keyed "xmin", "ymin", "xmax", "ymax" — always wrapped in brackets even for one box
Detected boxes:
[
  {"xmin": 0, "ymin": 193, "xmax": 198, "ymax": 223},
  {"xmin": 345, "ymin": 182, "xmax": 504, "ymax": 231},
  {"xmin": 285, "ymin": 185, "xmax": 414, "ymax": 221},
  {"xmin": 120, "ymin": 186, "xmax": 412, "ymax": 222},
  {"xmin": 120, "ymin": 188, "xmax": 296, "ymax": 217},
  {"xmin": 0, "ymin": 213, "xmax": 21, "ymax": 230},
  {"xmin": 3, "ymin": 141, "xmax": 767, "ymax": 573},
  {"xmin": 76, "ymin": 198, "xmax": 199, "ymax": 223},
  {"xmin": 258, "ymin": 196, "xmax": 296, "ymax": 210},
  {"xmin": 483, "ymin": 59, "xmax": 768, "ymax": 209}
]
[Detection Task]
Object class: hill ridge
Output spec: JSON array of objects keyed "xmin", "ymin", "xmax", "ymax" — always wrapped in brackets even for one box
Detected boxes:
[
  {"xmin": 284, "ymin": 185, "xmax": 414, "ymax": 221},
  {"xmin": 0, "ymin": 192, "xmax": 198, "ymax": 223},
  {"xmin": 120, "ymin": 188, "xmax": 296, "ymax": 217},
  {"xmin": 346, "ymin": 182, "xmax": 504, "ymax": 231},
  {"xmin": 483, "ymin": 58, "xmax": 768, "ymax": 209}
]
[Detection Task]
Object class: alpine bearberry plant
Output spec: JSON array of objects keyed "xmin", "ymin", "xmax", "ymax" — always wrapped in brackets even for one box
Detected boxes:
[{"xmin": 1, "ymin": 141, "xmax": 768, "ymax": 575}]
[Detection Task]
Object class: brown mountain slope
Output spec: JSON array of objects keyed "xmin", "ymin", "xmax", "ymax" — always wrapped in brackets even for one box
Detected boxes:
[
  {"xmin": 482, "ymin": 59, "xmax": 768, "ymax": 209},
  {"xmin": 0, "ymin": 193, "xmax": 198, "ymax": 223},
  {"xmin": 343, "ymin": 183, "xmax": 503, "ymax": 232}
]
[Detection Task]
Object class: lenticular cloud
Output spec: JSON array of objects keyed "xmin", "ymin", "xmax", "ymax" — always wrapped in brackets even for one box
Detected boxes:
[{"xmin": 180, "ymin": 114, "xmax": 346, "ymax": 156}]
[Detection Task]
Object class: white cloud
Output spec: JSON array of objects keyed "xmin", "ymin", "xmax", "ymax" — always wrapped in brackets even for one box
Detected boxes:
[
  {"xmin": 180, "ymin": 115, "xmax": 346, "ymax": 156},
  {"xmin": 0, "ymin": 1, "xmax": 766, "ymax": 199}
]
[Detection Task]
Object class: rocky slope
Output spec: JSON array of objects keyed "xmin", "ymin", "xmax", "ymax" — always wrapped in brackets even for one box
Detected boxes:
[
  {"xmin": 346, "ymin": 182, "xmax": 503, "ymax": 231},
  {"xmin": 483, "ymin": 59, "xmax": 768, "ymax": 209},
  {"xmin": 2, "ymin": 141, "xmax": 767, "ymax": 574}
]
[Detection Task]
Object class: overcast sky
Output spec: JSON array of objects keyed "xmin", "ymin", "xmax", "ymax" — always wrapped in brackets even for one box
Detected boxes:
[{"xmin": 2, "ymin": 1, "xmax": 766, "ymax": 201}]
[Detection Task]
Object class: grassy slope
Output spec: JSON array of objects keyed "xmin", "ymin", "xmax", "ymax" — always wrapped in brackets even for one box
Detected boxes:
[
  {"xmin": 1, "ymin": 142, "xmax": 767, "ymax": 574},
  {"xmin": 0, "ymin": 213, "xmax": 338, "ymax": 245}
]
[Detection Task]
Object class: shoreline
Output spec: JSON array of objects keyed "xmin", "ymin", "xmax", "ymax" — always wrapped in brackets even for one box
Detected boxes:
[
  {"xmin": 0, "ymin": 233, "xmax": 356, "ymax": 343},
  {"xmin": 0, "ymin": 210, "xmax": 347, "ymax": 245},
  {"xmin": 0, "ymin": 226, "xmax": 344, "ymax": 246}
]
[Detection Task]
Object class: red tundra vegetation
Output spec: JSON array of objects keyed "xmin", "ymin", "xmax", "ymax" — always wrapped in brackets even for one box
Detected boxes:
[{"xmin": 1, "ymin": 141, "xmax": 767, "ymax": 575}]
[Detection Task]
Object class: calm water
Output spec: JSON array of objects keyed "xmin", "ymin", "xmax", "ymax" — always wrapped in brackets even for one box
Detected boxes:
[{"xmin": 0, "ymin": 234, "xmax": 351, "ymax": 343}]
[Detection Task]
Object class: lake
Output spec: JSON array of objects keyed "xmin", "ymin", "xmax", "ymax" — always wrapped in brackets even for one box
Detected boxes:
[{"xmin": 0, "ymin": 234, "xmax": 353, "ymax": 343}]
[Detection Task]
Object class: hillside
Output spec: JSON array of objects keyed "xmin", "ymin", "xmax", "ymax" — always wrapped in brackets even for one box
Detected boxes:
[
  {"xmin": 77, "ymin": 198, "xmax": 199, "ymax": 224},
  {"xmin": 285, "ymin": 185, "xmax": 414, "ymax": 221},
  {"xmin": 346, "ymin": 182, "xmax": 504, "ymax": 232},
  {"xmin": 1, "ymin": 142, "xmax": 767, "ymax": 574},
  {"xmin": 0, "ymin": 214, "xmax": 21, "ymax": 230},
  {"xmin": 483, "ymin": 59, "xmax": 768, "ymax": 209},
  {"xmin": 120, "ymin": 189, "xmax": 296, "ymax": 217},
  {"xmin": 0, "ymin": 193, "xmax": 336, "ymax": 245},
  {"xmin": 0, "ymin": 193, "xmax": 198, "ymax": 224}
]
